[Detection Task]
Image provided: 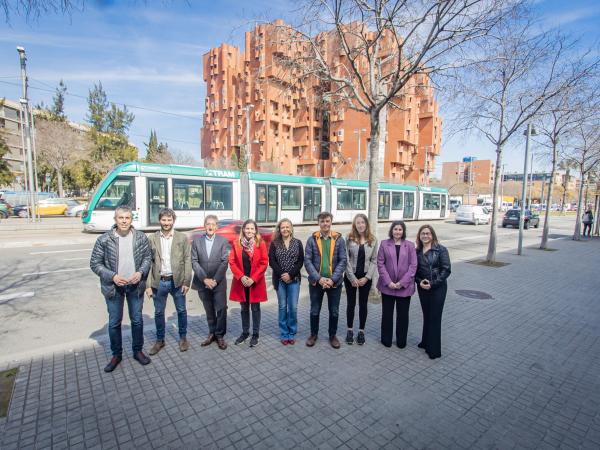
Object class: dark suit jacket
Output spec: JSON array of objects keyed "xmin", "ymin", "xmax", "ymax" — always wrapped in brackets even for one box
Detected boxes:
[{"xmin": 191, "ymin": 233, "xmax": 230, "ymax": 309}]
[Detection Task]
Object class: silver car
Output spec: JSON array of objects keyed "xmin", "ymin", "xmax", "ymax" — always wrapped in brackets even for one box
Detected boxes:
[{"xmin": 65, "ymin": 200, "xmax": 87, "ymax": 217}]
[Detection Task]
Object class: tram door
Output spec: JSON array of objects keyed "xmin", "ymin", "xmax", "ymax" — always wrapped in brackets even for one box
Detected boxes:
[
  {"xmin": 303, "ymin": 187, "xmax": 321, "ymax": 222},
  {"xmin": 378, "ymin": 192, "xmax": 390, "ymax": 220},
  {"xmin": 403, "ymin": 192, "xmax": 415, "ymax": 219},
  {"xmin": 440, "ymin": 195, "xmax": 447, "ymax": 218},
  {"xmin": 147, "ymin": 178, "xmax": 168, "ymax": 226},
  {"xmin": 256, "ymin": 184, "xmax": 278, "ymax": 222}
]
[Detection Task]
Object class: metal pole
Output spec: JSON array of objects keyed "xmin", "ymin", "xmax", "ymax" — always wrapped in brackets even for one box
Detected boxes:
[
  {"xmin": 528, "ymin": 152, "xmax": 534, "ymax": 209},
  {"xmin": 30, "ymin": 110, "xmax": 41, "ymax": 220},
  {"xmin": 244, "ymin": 104, "xmax": 253, "ymax": 172},
  {"xmin": 425, "ymin": 146, "xmax": 429, "ymax": 186},
  {"xmin": 17, "ymin": 47, "xmax": 37, "ymax": 223},
  {"xmin": 500, "ymin": 164, "xmax": 505, "ymax": 211},
  {"xmin": 518, "ymin": 124, "xmax": 532, "ymax": 255},
  {"xmin": 357, "ymin": 131, "xmax": 361, "ymax": 178},
  {"xmin": 18, "ymin": 108, "xmax": 30, "ymax": 216}
]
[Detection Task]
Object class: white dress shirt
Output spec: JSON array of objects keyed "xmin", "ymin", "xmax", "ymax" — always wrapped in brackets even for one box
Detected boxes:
[{"xmin": 159, "ymin": 231, "xmax": 173, "ymax": 276}]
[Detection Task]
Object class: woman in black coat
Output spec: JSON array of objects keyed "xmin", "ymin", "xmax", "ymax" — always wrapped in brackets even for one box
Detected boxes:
[{"xmin": 415, "ymin": 224, "xmax": 451, "ymax": 359}]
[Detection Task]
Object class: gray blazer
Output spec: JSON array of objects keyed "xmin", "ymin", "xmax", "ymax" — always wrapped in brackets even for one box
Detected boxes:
[
  {"xmin": 345, "ymin": 237, "xmax": 378, "ymax": 283},
  {"xmin": 191, "ymin": 234, "xmax": 230, "ymax": 308}
]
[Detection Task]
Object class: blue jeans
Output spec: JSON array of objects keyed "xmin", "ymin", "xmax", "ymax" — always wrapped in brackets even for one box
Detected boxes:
[
  {"xmin": 153, "ymin": 279, "xmax": 188, "ymax": 341},
  {"xmin": 309, "ymin": 284, "xmax": 342, "ymax": 337},
  {"xmin": 105, "ymin": 285, "xmax": 144, "ymax": 356},
  {"xmin": 276, "ymin": 281, "xmax": 300, "ymax": 340}
]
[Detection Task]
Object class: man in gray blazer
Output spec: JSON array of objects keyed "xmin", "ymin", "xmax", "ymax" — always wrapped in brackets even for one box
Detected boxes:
[{"xmin": 191, "ymin": 215, "xmax": 231, "ymax": 350}]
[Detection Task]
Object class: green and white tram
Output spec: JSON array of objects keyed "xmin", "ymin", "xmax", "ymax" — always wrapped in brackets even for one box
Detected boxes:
[{"xmin": 82, "ymin": 162, "xmax": 449, "ymax": 231}]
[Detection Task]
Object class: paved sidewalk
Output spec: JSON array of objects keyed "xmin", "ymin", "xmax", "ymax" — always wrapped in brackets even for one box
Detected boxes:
[{"xmin": 1, "ymin": 237, "xmax": 599, "ymax": 449}]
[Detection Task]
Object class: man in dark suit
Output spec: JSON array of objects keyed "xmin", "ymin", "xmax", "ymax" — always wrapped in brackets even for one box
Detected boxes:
[{"xmin": 191, "ymin": 215, "xmax": 231, "ymax": 350}]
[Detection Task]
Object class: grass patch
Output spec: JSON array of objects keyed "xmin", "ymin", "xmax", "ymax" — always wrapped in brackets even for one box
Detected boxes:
[
  {"xmin": 467, "ymin": 259, "xmax": 510, "ymax": 268},
  {"xmin": 0, "ymin": 367, "xmax": 18, "ymax": 418}
]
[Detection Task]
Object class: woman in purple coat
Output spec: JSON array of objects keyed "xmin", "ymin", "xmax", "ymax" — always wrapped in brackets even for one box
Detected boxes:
[{"xmin": 376, "ymin": 221, "xmax": 418, "ymax": 348}]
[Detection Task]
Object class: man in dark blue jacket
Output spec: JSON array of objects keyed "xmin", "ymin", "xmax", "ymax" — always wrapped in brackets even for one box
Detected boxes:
[
  {"xmin": 304, "ymin": 211, "xmax": 347, "ymax": 349},
  {"xmin": 90, "ymin": 205, "xmax": 152, "ymax": 372}
]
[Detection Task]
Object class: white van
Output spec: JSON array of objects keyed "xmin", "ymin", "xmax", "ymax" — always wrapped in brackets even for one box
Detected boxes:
[{"xmin": 455, "ymin": 205, "xmax": 490, "ymax": 225}]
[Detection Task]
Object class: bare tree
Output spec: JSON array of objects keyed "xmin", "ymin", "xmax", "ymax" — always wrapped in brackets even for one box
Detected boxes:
[
  {"xmin": 274, "ymin": 0, "xmax": 515, "ymax": 228},
  {"xmin": 562, "ymin": 117, "xmax": 600, "ymax": 240},
  {"xmin": 34, "ymin": 118, "xmax": 92, "ymax": 196},
  {"xmin": 1, "ymin": 0, "xmax": 83, "ymax": 22},
  {"xmin": 454, "ymin": 10, "xmax": 597, "ymax": 262}
]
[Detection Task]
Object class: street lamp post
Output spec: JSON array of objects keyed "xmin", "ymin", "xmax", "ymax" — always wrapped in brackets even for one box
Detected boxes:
[
  {"xmin": 354, "ymin": 128, "xmax": 366, "ymax": 178},
  {"xmin": 518, "ymin": 123, "xmax": 537, "ymax": 255},
  {"xmin": 528, "ymin": 152, "xmax": 535, "ymax": 209},
  {"xmin": 244, "ymin": 104, "xmax": 254, "ymax": 172}
]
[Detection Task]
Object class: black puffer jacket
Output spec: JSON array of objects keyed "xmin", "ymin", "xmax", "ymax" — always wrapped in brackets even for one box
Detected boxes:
[
  {"xmin": 90, "ymin": 225, "xmax": 152, "ymax": 298},
  {"xmin": 415, "ymin": 244, "xmax": 451, "ymax": 289}
]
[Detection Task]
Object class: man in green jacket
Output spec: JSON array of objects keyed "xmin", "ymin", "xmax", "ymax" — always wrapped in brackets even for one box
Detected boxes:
[{"xmin": 145, "ymin": 208, "xmax": 192, "ymax": 354}]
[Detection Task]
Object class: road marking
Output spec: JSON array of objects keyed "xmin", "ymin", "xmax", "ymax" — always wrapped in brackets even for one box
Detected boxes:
[
  {"xmin": 63, "ymin": 257, "xmax": 89, "ymax": 261},
  {"xmin": 0, "ymin": 291, "xmax": 35, "ymax": 302},
  {"xmin": 30, "ymin": 248, "xmax": 91, "ymax": 255},
  {"xmin": 22, "ymin": 267, "xmax": 88, "ymax": 277}
]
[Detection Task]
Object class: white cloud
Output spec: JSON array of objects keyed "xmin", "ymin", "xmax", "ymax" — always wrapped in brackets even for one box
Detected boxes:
[{"xmin": 542, "ymin": 5, "xmax": 600, "ymax": 29}]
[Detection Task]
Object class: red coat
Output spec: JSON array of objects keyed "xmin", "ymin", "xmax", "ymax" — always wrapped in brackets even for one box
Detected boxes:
[{"xmin": 229, "ymin": 239, "xmax": 269, "ymax": 303}]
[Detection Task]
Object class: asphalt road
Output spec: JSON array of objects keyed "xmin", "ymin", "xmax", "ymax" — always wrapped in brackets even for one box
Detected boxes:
[{"xmin": 0, "ymin": 214, "xmax": 577, "ymax": 364}]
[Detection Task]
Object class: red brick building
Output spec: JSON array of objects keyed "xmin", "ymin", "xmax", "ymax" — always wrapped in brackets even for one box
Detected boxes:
[{"xmin": 201, "ymin": 21, "xmax": 442, "ymax": 182}]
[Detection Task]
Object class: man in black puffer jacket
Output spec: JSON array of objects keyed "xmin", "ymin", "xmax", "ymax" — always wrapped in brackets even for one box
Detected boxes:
[{"xmin": 90, "ymin": 205, "xmax": 152, "ymax": 373}]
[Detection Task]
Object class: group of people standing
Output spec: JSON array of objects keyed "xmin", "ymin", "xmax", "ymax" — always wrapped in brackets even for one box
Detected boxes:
[{"xmin": 90, "ymin": 206, "xmax": 451, "ymax": 373}]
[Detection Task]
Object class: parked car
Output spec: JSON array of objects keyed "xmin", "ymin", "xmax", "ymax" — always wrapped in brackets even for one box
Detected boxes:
[
  {"xmin": 0, "ymin": 199, "xmax": 13, "ymax": 218},
  {"xmin": 13, "ymin": 198, "xmax": 70, "ymax": 217},
  {"xmin": 502, "ymin": 209, "xmax": 540, "ymax": 229},
  {"xmin": 64, "ymin": 200, "xmax": 87, "ymax": 217},
  {"xmin": 455, "ymin": 205, "xmax": 490, "ymax": 225},
  {"xmin": 186, "ymin": 219, "xmax": 273, "ymax": 247}
]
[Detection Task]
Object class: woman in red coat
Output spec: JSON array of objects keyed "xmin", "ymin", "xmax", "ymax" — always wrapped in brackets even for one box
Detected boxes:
[{"xmin": 229, "ymin": 219, "xmax": 269, "ymax": 347}]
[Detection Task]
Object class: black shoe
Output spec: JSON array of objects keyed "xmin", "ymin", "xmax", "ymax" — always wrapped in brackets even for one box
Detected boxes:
[
  {"xmin": 345, "ymin": 330, "xmax": 354, "ymax": 345},
  {"xmin": 356, "ymin": 331, "xmax": 365, "ymax": 345},
  {"xmin": 104, "ymin": 355, "xmax": 122, "ymax": 373},
  {"xmin": 133, "ymin": 351, "xmax": 151, "ymax": 366},
  {"xmin": 249, "ymin": 334, "xmax": 259, "ymax": 347},
  {"xmin": 417, "ymin": 342, "xmax": 426, "ymax": 349},
  {"xmin": 397, "ymin": 343, "xmax": 407, "ymax": 349},
  {"xmin": 235, "ymin": 333, "xmax": 249, "ymax": 345}
]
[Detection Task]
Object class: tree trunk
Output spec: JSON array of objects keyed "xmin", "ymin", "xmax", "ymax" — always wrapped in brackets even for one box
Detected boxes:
[
  {"xmin": 57, "ymin": 170, "xmax": 64, "ymax": 197},
  {"xmin": 540, "ymin": 141, "xmax": 557, "ymax": 249},
  {"xmin": 573, "ymin": 167, "xmax": 585, "ymax": 240},
  {"xmin": 367, "ymin": 109, "xmax": 381, "ymax": 231},
  {"xmin": 486, "ymin": 142, "xmax": 504, "ymax": 262},
  {"xmin": 560, "ymin": 169, "xmax": 569, "ymax": 214}
]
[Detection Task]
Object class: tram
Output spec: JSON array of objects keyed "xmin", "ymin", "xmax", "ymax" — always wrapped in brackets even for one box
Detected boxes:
[{"xmin": 82, "ymin": 162, "xmax": 449, "ymax": 231}]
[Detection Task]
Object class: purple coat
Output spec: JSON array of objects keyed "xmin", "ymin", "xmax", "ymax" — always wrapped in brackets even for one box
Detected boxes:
[{"xmin": 376, "ymin": 239, "xmax": 418, "ymax": 297}]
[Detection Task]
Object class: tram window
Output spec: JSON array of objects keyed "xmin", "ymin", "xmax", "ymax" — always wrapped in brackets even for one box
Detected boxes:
[
  {"xmin": 337, "ymin": 189, "xmax": 352, "ymax": 210},
  {"xmin": 205, "ymin": 181, "xmax": 233, "ymax": 210},
  {"xmin": 281, "ymin": 185, "xmax": 301, "ymax": 210},
  {"xmin": 96, "ymin": 177, "xmax": 135, "ymax": 210},
  {"xmin": 352, "ymin": 190, "xmax": 366, "ymax": 210},
  {"xmin": 392, "ymin": 193, "xmax": 404, "ymax": 210},
  {"xmin": 173, "ymin": 179, "xmax": 203, "ymax": 210},
  {"xmin": 423, "ymin": 193, "xmax": 441, "ymax": 210}
]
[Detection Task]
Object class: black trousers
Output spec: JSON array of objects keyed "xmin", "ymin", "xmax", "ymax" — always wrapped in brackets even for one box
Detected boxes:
[
  {"xmin": 199, "ymin": 290, "xmax": 227, "ymax": 338},
  {"xmin": 418, "ymin": 283, "xmax": 447, "ymax": 358},
  {"xmin": 583, "ymin": 223, "xmax": 592, "ymax": 236},
  {"xmin": 241, "ymin": 289, "xmax": 261, "ymax": 336},
  {"xmin": 344, "ymin": 275, "xmax": 372, "ymax": 329},
  {"xmin": 381, "ymin": 294, "xmax": 411, "ymax": 348}
]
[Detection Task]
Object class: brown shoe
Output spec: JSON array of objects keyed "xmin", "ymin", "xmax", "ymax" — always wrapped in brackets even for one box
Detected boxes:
[
  {"xmin": 201, "ymin": 334, "xmax": 216, "ymax": 347},
  {"xmin": 216, "ymin": 338, "xmax": 228, "ymax": 350},
  {"xmin": 329, "ymin": 336, "xmax": 341, "ymax": 349},
  {"xmin": 179, "ymin": 337, "xmax": 189, "ymax": 352},
  {"xmin": 306, "ymin": 335, "xmax": 318, "ymax": 347},
  {"xmin": 148, "ymin": 341, "xmax": 165, "ymax": 355}
]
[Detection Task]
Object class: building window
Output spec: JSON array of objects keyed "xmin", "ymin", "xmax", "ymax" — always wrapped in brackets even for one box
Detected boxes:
[
  {"xmin": 281, "ymin": 185, "xmax": 301, "ymax": 210},
  {"xmin": 173, "ymin": 179, "xmax": 204, "ymax": 210},
  {"xmin": 392, "ymin": 192, "xmax": 403, "ymax": 210},
  {"xmin": 205, "ymin": 181, "xmax": 233, "ymax": 210},
  {"xmin": 423, "ymin": 193, "xmax": 440, "ymax": 210}
]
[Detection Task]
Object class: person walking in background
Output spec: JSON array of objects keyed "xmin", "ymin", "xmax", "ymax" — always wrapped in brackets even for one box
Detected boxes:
[
  {"xmin": 582, "ymin": 209, "xmax": 594, "ymax": 237},
  {"xmin": 90, "ymin": 205, "xmax": 152, "ymax": 373},
  {"xmin": 146, "ymin": 208, "xmax": 192, "ymax": 355},
  {"xmin": 269, "ymin": 219, "xmax": 304, "ymax": 346},
  {"xmin": 229, "ymin": 219, "xmax": 269, "ymax": 347},
  {"xmin": 344, "ymin": 214, "xmax": 378, "ymax": 345},
  {"xmin": 191, "ymin": 215, "xmax": 230, "ymax": 350},
  {"xmin": 415, "ymin": 224, "xmax": 451, "ymax": 360},
  {"xmin": 304, "ymin": 211, "xmax": 347, "ymax": 349},
  {"xmin": 376, "ymin": 221, "xmax": 417, "ymax": 348}
]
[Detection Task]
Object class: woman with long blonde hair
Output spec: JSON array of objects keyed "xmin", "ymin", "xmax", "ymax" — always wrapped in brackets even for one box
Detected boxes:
[{"xmin": 344, "ymin": 213, "xmax": 378, "ymax": 345}]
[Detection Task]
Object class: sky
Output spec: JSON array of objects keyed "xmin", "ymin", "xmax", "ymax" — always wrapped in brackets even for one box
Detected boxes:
[{"xmin": 1, "ymin": 0, "xmax": 599, "ymax": 176}]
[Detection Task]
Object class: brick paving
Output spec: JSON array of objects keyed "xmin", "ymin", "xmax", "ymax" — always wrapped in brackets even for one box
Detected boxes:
[{"xmin": 1, "ymin": 237, "xmax": 599, "ymax": 449}]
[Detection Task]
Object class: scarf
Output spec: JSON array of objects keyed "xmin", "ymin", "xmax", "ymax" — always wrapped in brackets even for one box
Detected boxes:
[{"xmin": 241, "ymin": 237, "xmax": 255, "ymax": 257}]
